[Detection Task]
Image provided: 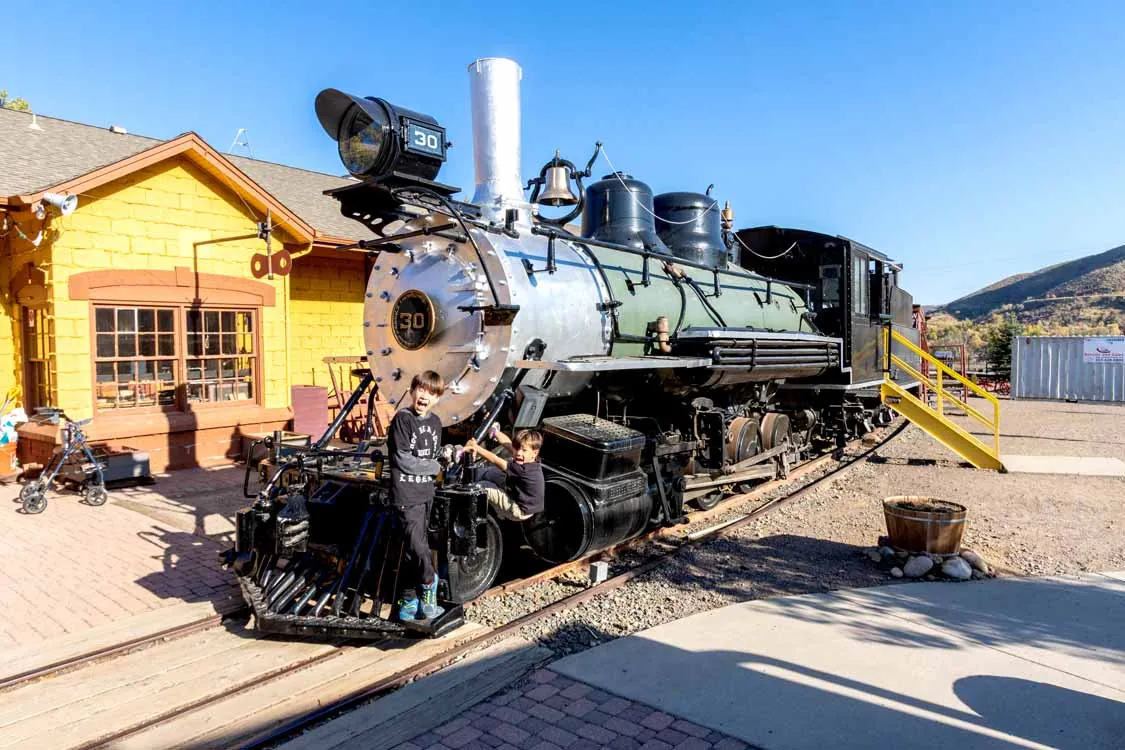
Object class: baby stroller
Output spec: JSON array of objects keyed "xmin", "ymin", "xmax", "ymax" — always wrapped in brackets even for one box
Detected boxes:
[{"xmin": 19, "ymin": 410, "xmax": 107, "ymax": 514}]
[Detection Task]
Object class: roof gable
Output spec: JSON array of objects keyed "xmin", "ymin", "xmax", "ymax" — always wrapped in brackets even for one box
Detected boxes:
[{"xmin": 0, "ymin": 107, "xmax": 373, "ymax": 241}]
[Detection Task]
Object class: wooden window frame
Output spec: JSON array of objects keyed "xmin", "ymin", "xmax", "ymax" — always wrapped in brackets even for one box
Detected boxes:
[
  {"xmin": 23, "ymin": 307, "xmax": 55, "ymax": 412},
  {"xmin": 70, "ymin": 268, "xmax": 275, "ymax": 418},
  {"xmin": 89, "ymin": 303, "xmax": 263, "ymax": 416},
  {"xmin": 184, "ymin": 308, "xmax": 259, "ymax": 407},
  {"xmin": 92, "ymin": 305, "xmax": 180, "ymax": 413}
]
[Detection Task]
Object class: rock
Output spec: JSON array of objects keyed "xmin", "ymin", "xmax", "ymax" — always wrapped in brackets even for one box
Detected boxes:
[
  {"xmin": 865, "ymin": 548, "xmax": 884, "ymax": 563},
  {"xmin": 894, "ymin": 548, "xmax": 910, "ymax": 560},
  {"xmin": 942, "ymin": 557, "xmax": 973, "ymax": 581},
  {"xmin": 903, "ymin": 556, "xmax": 934, "ymax": 578},
  {"xmin": 890, "ymin": 567, "xmax": 904, "ymax": 578},
  {"xmin": 971, "ymin": 570, "xmax": 984, "ymax": 580},
  {"xmin": 877, "ymin": 535, "xmax": 891, "ymax": 547},
  {"xmin": 961, "ymin": 549, "xmax": 991, "ymax": 574},
  {"xmin": 879, "ymin": 546, "xmax": 896, "ymax": 560}
]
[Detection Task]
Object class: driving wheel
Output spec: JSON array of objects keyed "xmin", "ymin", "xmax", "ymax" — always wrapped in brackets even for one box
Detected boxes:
[
  {"xmin": 446, "ymin": 515, "xmax": 503, "ymax": 603},
  {"xmin": 692, "ymin": 490, "xmax": 725, "ymax": 511}
]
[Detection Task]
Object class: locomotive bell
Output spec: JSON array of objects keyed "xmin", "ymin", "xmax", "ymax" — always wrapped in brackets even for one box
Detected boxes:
[{"xmin": 538, "ymin": 165, "xmax": 579, "ymax": 206}]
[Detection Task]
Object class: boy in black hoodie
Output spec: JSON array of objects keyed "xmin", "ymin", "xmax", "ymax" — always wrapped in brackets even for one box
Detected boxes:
[{"xmin": 388, "ymin": 370, "xmax": 445, "ymax": 621}]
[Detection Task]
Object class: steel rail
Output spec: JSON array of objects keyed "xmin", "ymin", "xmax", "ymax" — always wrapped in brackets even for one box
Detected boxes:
[
  {"xmin": 73, "ymin": 639, "xmax": 365, "ymax": 750},
  {"xmin": 0, "ymin": 609, "xmax": 246, "ymax": 693}
]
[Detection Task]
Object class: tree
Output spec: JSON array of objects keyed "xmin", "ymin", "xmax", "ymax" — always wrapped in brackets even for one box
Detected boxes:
[
  {"xmin": 0, "ymin": 89, "xmax": 30, "ymax": 111},
  {"xmin": 985, "ymin": 314, "xmax": 1022, "ymax": 378}
]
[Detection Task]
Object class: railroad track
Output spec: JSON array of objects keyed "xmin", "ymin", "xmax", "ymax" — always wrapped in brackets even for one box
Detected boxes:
[
  {"xmin": 0, "ymin": 612, "xmax": 235, "ymax": 693},
  {"xmin": 0, "ymin": 422, "xmax": 902, "ymax": 749}
]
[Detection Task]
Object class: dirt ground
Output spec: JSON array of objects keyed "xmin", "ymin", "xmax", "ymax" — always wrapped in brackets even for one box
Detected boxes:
[{"xmin": 751, "ymin": 397, "xmax": 1125, "ymax": 578}]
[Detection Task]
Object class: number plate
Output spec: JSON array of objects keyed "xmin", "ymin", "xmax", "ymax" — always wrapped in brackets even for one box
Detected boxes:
[
  {"xmin": 392, "ymin": 290, "xmax": 436, "ymax": 350},
  {"xmin": 404, "ymin": 120, "xmax": 445, "ymax": 158}
]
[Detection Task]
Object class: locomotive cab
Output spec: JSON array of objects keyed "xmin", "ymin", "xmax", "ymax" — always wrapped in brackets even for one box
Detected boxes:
[{"xmin": 734, "ymin": 226, "xmax": 919, "ymax": 389}]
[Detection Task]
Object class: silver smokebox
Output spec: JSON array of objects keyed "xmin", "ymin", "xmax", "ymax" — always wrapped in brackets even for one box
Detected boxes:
[{"xmin": 468, "ymin": 58, "xmax": 529, "ymax": 224}]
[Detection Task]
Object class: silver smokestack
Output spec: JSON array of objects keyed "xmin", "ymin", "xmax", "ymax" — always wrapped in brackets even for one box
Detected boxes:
[{"xmin": 468, "ymin": 58, "xmax": 527, "ymax": 223}]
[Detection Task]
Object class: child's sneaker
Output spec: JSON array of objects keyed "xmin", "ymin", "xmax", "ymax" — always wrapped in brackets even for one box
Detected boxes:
[
  {"xmin": 396, "ymin": 591, "xmax": 419, "ymax": 621},
  {"xmin": 419, "ymin": 577, "xmax": 445, "ymax": 619}
]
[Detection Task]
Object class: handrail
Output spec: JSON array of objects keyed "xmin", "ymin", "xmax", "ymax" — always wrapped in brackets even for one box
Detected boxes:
[
  {"xmin": 888, "ymin": 355, "xmax": 993, "ymax": 428},
  {"xmin": 883, "ymin": 326, "xmax": 1000, "ymax": 456}
]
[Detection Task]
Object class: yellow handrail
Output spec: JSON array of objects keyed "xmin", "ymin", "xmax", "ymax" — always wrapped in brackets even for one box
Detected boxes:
[
  {"xmin": 886, "ymin": 355, "xmax": 993, "ymax": 428},
  {"xmin": 883, "ymin": 327, "xmax": 1000, "ymax": 456}
]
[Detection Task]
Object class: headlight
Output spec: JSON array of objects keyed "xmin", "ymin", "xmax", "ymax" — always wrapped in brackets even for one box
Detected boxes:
[
  {"xmin": 338, "ymin": 102, "xmax": 390, "ymax": 177},
  {"xmin": 315, "ymin": 89, "xmax": 447, "ymax": 182}
]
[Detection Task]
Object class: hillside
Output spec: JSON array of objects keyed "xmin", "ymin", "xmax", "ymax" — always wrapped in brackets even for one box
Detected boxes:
[{"xmin": 935, "ymin": 244, "xmax": 1125, "ymax": 332}]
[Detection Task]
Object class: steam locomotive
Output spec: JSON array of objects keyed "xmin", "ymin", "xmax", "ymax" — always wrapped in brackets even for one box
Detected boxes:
[{"xmin": 224, "ymin": 58, "xmax": 918, "ymax": 639}]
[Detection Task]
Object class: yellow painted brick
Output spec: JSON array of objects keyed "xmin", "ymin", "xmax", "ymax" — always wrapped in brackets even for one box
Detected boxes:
[
  {"xmin": 52, "ymin": 299, "xmax": 87, "ymax": 317},
  {"xmin": 54, "ymin": 229, "xmax": 95, "ymax": 250},
  {"xmin": 50, "ymin": 247, "xmax": 75, "ymax": 268},
  {"xmin": 90, "ymin": 233, "xmax": 128, "ymax": 253},
  {"xmin": 177, "ymin": 193, "xmax": 204, "ymax": 212},
  {"xmin": 73, "ymin": 248, "xmax": 115, "ymax": 267},
  {"xmin": 73, "ymin": 214, "xmax": 113, "ymax": 234},
  {"xmin": 148, "ymin": 189, "xmax": 182, "ymax": 209},
  {"xmin": 130, "ymin": 236, "xmax": 166, "ymax": 255},
  {"xmin": 111, "ymin": 218, "xmax": 147, "ymax": 237},
  {"xmin": 144, "ymin": 222, "xmax": 186, "ymax": 241},
  {"xmin": 97, "ymin": 199, "xmax": 137, "ymax": 220},
  {"xmin": 131, "ymin": 203, "xmax": 175, "ymax": 223}
]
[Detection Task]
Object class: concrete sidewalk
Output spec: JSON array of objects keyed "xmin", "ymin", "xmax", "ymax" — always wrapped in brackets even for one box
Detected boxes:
[{"xmin": 551, "ymin": 573, "xmax": 1125, "ymax": 749}]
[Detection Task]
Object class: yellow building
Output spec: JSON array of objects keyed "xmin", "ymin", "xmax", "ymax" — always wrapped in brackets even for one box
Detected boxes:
[{"xmin": 0, "ymin": 108, "xmax": 375, "ymax": 472}]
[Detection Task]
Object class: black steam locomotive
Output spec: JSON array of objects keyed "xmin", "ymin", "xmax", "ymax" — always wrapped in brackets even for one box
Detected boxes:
[{"xmin": 223, "ymin": 58, "xmax": 918, "ymax": 639}]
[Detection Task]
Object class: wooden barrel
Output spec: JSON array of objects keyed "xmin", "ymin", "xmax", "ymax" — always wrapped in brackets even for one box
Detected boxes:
[{"xmin": 882, "ymin": 496, "xmax": 967, "ymax": 554}]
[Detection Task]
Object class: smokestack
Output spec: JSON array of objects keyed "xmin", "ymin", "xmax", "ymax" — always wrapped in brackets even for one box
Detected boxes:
[{"xmin": 468, "ymin": 58, "xmax": 527, "ymax": 223}]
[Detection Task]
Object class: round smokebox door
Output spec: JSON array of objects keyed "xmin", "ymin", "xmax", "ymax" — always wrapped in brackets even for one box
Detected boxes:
[{"xmin": 391, "ymin": 290, "xmax": 436, "ymax": 350}]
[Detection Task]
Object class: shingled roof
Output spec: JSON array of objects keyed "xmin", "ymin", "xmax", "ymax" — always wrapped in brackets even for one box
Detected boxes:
[{"xmin": 0, "ymin": 107, "xmax": 372, "ymax": 241}]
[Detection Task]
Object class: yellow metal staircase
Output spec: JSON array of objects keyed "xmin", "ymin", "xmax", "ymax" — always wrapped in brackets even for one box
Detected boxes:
[{"xmin": 881, "ymin": 327, "xmax": 1003, "ymax": 470}]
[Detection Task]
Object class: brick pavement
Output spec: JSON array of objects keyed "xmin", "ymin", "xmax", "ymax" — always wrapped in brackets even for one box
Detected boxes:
[
  {"xmin": 402, "ymin": 668, "xmax": 752, "ymax": 750},
  {"xmin": 0, "ymin": 467, "xmax": 246, "ymax": 652}
]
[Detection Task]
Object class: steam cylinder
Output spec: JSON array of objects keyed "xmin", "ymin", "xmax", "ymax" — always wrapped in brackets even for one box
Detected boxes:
[
  {"xmin": 582, "ymin": 173, "xmax": 671, "ymax": 254},
  {"xmin": 653, "ymin": 192, "xmax": 727, "ymax": 268}
]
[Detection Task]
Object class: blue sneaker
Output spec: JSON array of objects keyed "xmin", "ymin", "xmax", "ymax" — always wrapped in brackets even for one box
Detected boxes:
[
  {"xmin": 396, "ymin": 592, "xmax": 419, "ymax": 621},
  {"xmin": 419, "ymin": 577, "xmax": 445, "ymax": 619}
]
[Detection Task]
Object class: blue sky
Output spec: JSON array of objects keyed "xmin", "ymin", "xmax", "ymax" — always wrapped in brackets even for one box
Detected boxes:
[{"xmin": 4, "ymin": 1, "xmax": 1124, "ymax": 304}]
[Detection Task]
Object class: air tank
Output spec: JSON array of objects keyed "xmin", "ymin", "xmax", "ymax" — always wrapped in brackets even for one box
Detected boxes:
[
  {"xmin": 581, "ymin": 173, "xmax": 671, "ymax": 254},
  {"xmin": 653, "ymin": 192, "xmax": 728, "ymax": 268}
]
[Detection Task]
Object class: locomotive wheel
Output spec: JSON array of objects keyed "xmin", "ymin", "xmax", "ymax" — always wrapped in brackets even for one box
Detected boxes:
[
  {"xmin": 22, "ymin": 489, "xmax": 47, "ymax": 514},
  {"xmin": 725, "ymin": 416, "xmax": 761, "ymax": 463},
  {"xmin": 447, "ymin": 515, "xmax": 503, "ymax": 603},
  {"xmin": 759, "ymin": 413, "xmax": 792, "ymax": 452},
  {"xmin": 84, "ymin": 485, "xmax": 108, "ymax": 506},
  {"xmin": 692, "ymin": 490, "xmax": 725, "ymax": 511}
]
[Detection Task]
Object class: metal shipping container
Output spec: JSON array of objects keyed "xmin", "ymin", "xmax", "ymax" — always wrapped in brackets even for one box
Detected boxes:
[{"xmin": 1011, "ymin": 336, "xmax": 1125, "ymax": 402}]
